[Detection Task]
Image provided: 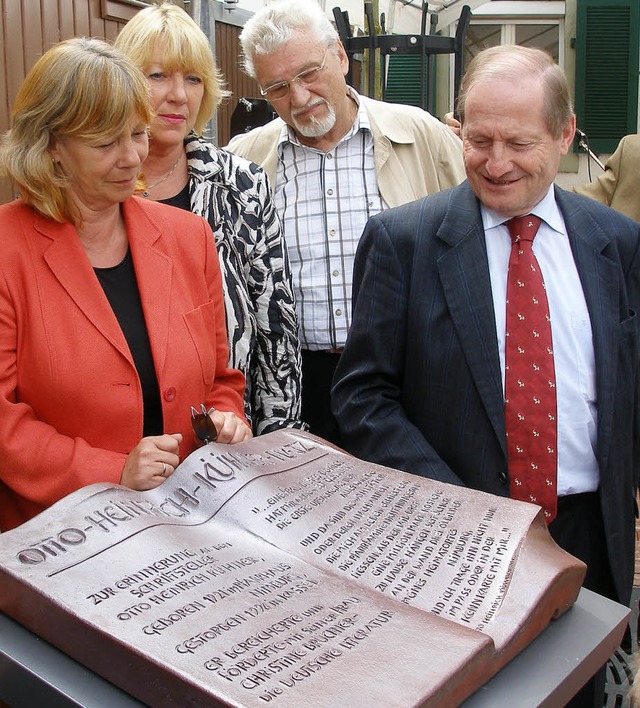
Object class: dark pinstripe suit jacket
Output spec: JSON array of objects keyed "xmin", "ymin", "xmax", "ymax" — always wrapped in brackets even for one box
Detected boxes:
[{"xmin": 332, "ymin": 180, "xmax": 640, "ymax": 604}]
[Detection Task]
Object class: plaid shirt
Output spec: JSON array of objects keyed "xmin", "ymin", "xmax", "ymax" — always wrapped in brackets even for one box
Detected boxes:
[{"xmin": 274, "ymin": 92, "xmax": 386, "ymax": 350}]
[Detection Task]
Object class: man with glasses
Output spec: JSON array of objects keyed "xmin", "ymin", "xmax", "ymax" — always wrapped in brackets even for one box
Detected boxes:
[{"xmin": 228, "ymin": 0, "xmax": 464, "ymax": 444}]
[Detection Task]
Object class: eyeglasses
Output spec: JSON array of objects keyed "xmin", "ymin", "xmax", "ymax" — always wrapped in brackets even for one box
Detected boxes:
[{"xmin": 259, "ymin": 48, "xmax": 329, "ymax": 101}]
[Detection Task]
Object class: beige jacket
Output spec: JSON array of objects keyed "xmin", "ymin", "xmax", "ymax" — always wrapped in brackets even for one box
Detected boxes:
[
  {"xmin": 226, "ymin": 94, "xmax": 465, "ymax": 208},
  {"xmin": 573, "ymin": 134, "xmax": 640, "ymax": 221}
]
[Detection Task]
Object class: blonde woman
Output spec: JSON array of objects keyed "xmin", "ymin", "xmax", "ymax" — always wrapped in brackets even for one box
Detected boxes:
[{"xmin": 116, "ymin": 3, "xmax": 303, "ymax": 436}]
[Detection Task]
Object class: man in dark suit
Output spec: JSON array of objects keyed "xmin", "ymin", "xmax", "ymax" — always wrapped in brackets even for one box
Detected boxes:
[{"xmin": 332, "ymin": 45, "xmax": 640, "ymax": 703}]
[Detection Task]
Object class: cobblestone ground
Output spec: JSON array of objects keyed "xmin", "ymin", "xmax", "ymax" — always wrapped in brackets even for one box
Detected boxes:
[{"xmin": 604, "ymin": 512, "xmax": 640, "ymax": 707}]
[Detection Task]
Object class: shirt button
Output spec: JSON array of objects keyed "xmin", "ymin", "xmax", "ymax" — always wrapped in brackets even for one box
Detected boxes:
[
  {"xmin": 327, "ymin": 188, "xmax": 334, "ymax": 196},
  {"xmin": 329, "ymin": 229, "xmax": 336, "ymax": 236},
  {"xmin": 327, "ymin": 153, "xmax": 333, "ymax": 159},
  {"xmin": 335, "ymin": 309, "xmax": 342, "ymax": 316},
  {"xmin": 163, "ymin": 387, "xmax": 177, "ymax": 402},
  {"xmin": 332, "ymin": 270, "xmax": 339, "ymax": 277}
]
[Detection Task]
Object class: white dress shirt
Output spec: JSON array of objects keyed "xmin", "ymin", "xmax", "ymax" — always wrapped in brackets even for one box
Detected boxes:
[{"xmin": 482, "ymin": 185, "xmax": 599, "ymax": 495}]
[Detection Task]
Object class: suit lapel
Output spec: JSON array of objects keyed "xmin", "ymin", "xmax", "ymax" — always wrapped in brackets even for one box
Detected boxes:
[
  {"xmin": 38, "ymin": 213, "xmax": 131, "ymax": 358},
  {"xmin": 555, "ymin": 188, "xmax": 619, "ymax": 470},
  {"xmin": 436, "ymin": 183, "xmax": 507, "ymax": 455},
  {"xmin": 37, "ymin": 199, "xmax": 174, "ymax": 371},
  {"xmin": 428, "ymin": 184, "xmax": 620, "ymax": 470},
  {"xmin": 123, "ymin": 198, "xmax": 173, "ymax": 375}
]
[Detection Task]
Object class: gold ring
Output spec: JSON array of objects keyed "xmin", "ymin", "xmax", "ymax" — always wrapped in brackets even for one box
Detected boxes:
[{"xmin": 162, "ymin": 462, "xmax": 167, "ymax": 477}]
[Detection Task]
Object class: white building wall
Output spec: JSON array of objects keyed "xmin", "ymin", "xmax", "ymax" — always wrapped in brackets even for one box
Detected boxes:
[
  {"xmin": 219, "ymin": 0, "xmax": 385, "ymax": 33},
  {"xmin": 221, "ymin": 0, "xmax": 488, "ymax": 35}
]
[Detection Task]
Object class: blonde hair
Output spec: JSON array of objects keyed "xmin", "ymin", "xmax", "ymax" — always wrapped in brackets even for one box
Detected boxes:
[
  {"xmin": 0, "ymin": 37, "xmax": 152, "ymax": 225},
  {"xmin": 115, "ymin": 2, "xmax": 228, "ymax": 135}
]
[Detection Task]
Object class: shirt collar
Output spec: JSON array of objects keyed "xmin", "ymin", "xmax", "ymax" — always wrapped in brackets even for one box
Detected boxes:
[
  {"xmin": 277, "ymin": 86, "xmax": 368, "ymax": 152},
  {"xmin": 481, "ymin": 184, "xmax": 564, "ymax": 234},
  {"xmin": 184, "ymin": 131, "xmax": 222, "ymax": 181}
]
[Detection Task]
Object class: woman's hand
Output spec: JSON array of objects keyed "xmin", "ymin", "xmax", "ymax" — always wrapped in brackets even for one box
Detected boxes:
[
  {"xmin": 120, "ymin": 433, "xmax": 183, "ymax": 490},
  {"xmin": 209, "ymin": 410, "xmax": 252, "ymax": 444}
]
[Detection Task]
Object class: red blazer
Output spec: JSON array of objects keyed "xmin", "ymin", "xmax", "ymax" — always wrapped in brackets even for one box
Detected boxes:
[{"xmin": 0, "ymin": 197, "xmax": 246, "ymax": 531}]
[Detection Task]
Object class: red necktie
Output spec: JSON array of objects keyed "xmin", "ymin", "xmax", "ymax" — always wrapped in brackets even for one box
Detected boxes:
[{"xmin": 504, "ymin": 215, "xmax": 557, "ymax": 523}]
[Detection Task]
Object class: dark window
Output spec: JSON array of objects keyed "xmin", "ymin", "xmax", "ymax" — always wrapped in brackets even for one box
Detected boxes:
[
  {"xmin": 575, "ymin": 0, "xmax": 639, "ymax": 153},
  {"xmin": 384, "ymin": 55, "xmax": 431, "ymax": 108}
]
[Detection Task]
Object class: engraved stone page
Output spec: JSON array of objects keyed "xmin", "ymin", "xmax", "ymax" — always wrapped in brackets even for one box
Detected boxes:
[
  {"xmin": 214, "ymin": 433, "xmax": 585, "ymax": 657},
  {"xmin": 0, "ymin": 430, "xmax": 585, "ymax": 707},
  {"xmin": 0, "ymin": 519, "xmax": 492, "ymax": 707}
]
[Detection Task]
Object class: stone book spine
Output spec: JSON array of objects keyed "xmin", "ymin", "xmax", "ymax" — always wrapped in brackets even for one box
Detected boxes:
[{"xmin": 0, "ymin": 430, "xmax": 586, "ymax": 707}]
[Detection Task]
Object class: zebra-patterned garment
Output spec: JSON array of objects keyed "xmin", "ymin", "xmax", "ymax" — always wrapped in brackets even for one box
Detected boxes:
[{"xmin": 184, "ymin": 133, "xmax": 303, "ymax": 434}]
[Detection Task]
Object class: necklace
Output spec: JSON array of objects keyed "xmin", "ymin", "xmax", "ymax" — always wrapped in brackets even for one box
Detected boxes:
[{"xmin": 142, "ymin": 154, "xmax": 182, "ymax": 197}]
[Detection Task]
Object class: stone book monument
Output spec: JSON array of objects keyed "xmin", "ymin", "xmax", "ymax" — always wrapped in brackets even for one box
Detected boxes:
[{"xmin": 0, "ymin": 430, "xmax": 586, "ymax": 707}]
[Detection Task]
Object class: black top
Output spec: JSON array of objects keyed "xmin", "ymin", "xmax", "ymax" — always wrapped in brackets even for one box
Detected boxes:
[
  {"xmin": 94, "ymin": 249, "xmax": 163, "ymax": 437},
  {"xmin": 159, "ymin": 182, "xmax": 190, "ymax": 211}
]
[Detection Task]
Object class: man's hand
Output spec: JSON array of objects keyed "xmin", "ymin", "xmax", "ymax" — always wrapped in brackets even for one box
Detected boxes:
[{"xmin": 444, "ymin": 112, "xmax": 461, "ymax": 139}]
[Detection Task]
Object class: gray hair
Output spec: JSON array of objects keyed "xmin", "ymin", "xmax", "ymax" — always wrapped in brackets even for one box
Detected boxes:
[
  {"xmin": 239, "ymin": 0, "xmax": 338, "ymax": 78},
  {"xmin": 457, "ymin": 45, "xmax": 573, "ymax": 139}
]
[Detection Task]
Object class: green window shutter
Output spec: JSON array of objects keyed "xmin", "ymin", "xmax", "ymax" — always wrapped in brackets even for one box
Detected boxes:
[
  {"xmin": 384, "ymin": 55, "xmax": 431, "ymax": 108},
  {"xmin": 575, "ymin": 0, "xmax": 639, "ymax": 153}
]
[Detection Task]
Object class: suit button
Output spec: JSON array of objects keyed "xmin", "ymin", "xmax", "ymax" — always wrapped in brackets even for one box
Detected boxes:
[
  {"xmin": 499, "ymin": 471, "xmax": 507, "ymax": 485},
  {"xmin": 163, "ymin": 387, "xmax": 176, "ymax": 402}
]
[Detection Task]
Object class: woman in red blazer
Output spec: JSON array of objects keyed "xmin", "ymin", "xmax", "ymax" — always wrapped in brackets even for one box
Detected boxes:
[{"xmin": 0, "ymin": 38, "xmax": 251, "ymax": 532}]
